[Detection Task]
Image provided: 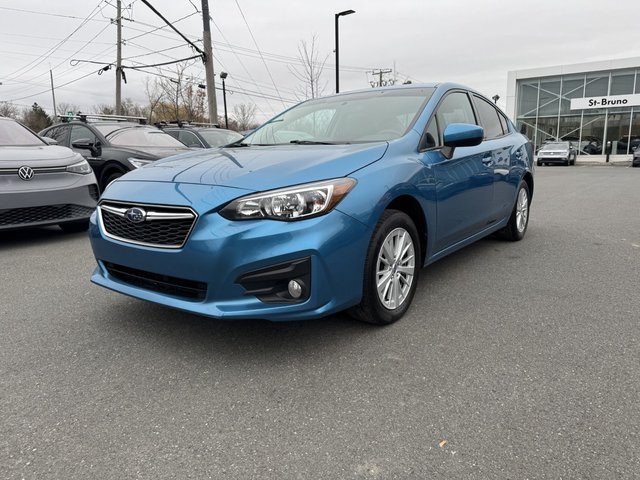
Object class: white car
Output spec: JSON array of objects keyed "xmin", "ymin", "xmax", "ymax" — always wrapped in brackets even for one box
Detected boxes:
[{"xmin": 537, "ymin": 141, "xmax": 577, "ymax": 166}]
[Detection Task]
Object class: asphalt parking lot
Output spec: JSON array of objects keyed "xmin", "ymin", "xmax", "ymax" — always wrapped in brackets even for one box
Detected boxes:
[{"xmin": 1, "ymin": 166, "xmax": 639, "ymax": 479}]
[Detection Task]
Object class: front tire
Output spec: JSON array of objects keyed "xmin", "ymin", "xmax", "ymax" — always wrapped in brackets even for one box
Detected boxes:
[
  {"xmin": 101, "ymin": 170, "xmax": 125, "ymax": 192},
  {"xmin": 499, "ymin": 181, "xmax": 530, "ymax": 241},
  {"xmin": 349, "ymin": 210, "xmax": 420, "ymax": 325}
]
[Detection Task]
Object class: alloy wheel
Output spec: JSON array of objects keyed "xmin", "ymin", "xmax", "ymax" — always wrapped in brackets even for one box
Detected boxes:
[{"xmin": 376, "ymin": 227, "xmax": 416, "ymax": 310}]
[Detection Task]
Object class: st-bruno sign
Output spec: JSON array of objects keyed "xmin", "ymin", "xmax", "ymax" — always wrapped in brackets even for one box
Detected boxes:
[{"xmin": 571, "ymin": 93, "xmax": 640, "ymax": 110}]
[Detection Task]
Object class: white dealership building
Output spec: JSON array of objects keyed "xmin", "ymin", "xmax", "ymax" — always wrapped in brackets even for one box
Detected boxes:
[{"xmin": 506, "ymin": 57, "xmax": 640, "ymax": 159}]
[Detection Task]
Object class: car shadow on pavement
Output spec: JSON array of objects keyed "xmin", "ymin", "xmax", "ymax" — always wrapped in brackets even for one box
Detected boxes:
[
  {"xmin": 90, "ymin": 234, "xmax": 512, "ymax": 366},
  {"xmin": 0, "ymin": 226, "xmax": 88, "ymax": 249}
]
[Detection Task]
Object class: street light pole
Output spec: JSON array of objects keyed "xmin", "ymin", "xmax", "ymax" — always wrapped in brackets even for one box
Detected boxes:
[
  {"xmin": 220, "ymin": 72, "xmax": 228, "ymax": 129},
  {"xmin": 334, "ymin": 9, "xmax": 355, "ymax": 94}
]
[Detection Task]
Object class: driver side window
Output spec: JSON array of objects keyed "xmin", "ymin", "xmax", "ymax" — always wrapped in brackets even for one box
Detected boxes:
[
  {"xmin": 435, "ymin": 92, "xmax": 477, "ymax": 133},
  {"xmin": 70, "ymin": 125, "xmax": 97, "ymax": 145}
]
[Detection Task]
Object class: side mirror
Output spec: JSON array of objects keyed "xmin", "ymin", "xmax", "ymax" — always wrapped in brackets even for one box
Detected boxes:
[
  {"xmin": 40, "ymin": 136, "xmax": 58, "ymax": 145},
  {"xmin": 72, "ymin": 139, "xmax": 102, "ymax": 157},
  {"xmin": 441, "ymin": 123, "xmax": 484, "ymax": 159}
]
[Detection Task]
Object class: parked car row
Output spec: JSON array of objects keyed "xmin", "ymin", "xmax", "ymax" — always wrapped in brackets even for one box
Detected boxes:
[
  {"xmin": 39, "ymin": 115, "xmax": 243, "ymax": 192},
  {"xmin": 0, "ymin": 114, "xmax": 246, "ymax": 232}
]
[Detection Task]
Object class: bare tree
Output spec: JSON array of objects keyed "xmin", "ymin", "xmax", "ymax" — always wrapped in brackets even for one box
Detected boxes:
[
  {"xmin": 232, "ymin": 103, "xmax": 258, "ymax": 131},
  {"xmin": 0, "ymin": 102, "xmax": 19, "ymax": 119},
  {"xmin": 145, "ymin": 77, "xmax": 163, "ymax": 123},
  {"xmin": 289, "ymin": 35, "xmax": 329, "ymax": 100},
  {"xmin": 56, "ymin": 102, "xmax": 81, "ymax": 117}
]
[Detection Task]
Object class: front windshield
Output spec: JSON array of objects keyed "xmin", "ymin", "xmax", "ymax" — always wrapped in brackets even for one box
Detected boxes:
[
  {"xmin": 108, "ymin": 127, "xmax": 187, "ymax": 147},
  {"xmin": 0, "ymin": 119, "xmax": 44, "ymax": 146},
  {"xmin": 199, "ymin": 129, "xmax": 243, "ymax": 147},
  {"xmin": 244, "ymin": 87, "xmax": 435, "ymax": 145}
]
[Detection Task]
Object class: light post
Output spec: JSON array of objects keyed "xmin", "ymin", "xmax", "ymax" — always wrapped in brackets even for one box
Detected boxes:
[
  {"xmin": 334, "ymin": 9, "xmax": 355, "ymax": 94},
  {"xmin": 220, "ymin": 72, "xmax": 228, "ymax": 129}
]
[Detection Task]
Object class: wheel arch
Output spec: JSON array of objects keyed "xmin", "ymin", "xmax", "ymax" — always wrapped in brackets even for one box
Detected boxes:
[
  {"xmin": 522, "ymin": 171, "xmax": 534, "ymax": 201},
  {"xmin": 99, "ymin": 161, "xmax": 128, "ymax": 190},
  {"xmin": 385, "ymin": 195, "xmax": 428, "ymax": 267}
]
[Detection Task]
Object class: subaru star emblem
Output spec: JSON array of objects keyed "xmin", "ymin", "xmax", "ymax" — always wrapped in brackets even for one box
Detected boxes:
[
  {"xmin": 125, "ymin": 207, "xmax": 146, "ymax": 223},
  {"xmin": 18, "ymin": 166, "xmax": 34, "ymax": 181}
]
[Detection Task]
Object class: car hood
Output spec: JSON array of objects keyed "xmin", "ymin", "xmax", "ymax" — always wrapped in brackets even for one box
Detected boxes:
[
  {"xmin": 117, "ymin": 143, "xmax": 389, "ymax": 191},
  {"xmin": 0, "ymin": 145, "xmax": 80, "ymax": 166}
]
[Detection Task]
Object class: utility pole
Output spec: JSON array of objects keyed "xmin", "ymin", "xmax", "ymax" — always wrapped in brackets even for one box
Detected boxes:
[
  {"xmin": 115, "ymin": 0, "xmax": 122, "ymax": 115},
  {"xmin": 49, "ymin": 70, "xmax": 57, "ymax": 117},
  {"xmin": 369, "ymin": 69, "xmax": 392, "ymax": 88},
  {"xmin": 201, "ymin": 0, "xmax": 218, "ymax": 123}
]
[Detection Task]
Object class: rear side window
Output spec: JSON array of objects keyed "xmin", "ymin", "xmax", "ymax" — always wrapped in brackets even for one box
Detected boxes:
[{"xmin": 472, "ymin": 95, "xmax": 504, "ymax": 139}]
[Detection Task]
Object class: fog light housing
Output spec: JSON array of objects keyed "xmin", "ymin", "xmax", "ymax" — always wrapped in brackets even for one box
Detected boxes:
[
  {"xmin": 236, "ymin": 257, "xmax": 311, "ymax": 304},
  {"xmin": 288, "ymin": 279, "xmax": 304, "ymax": 299}
]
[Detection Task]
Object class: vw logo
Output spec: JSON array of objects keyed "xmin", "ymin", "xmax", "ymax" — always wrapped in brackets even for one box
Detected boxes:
[
  {"xmin": 124, "ymin": 207, "xmax": 146, "ymax": 224},
  {"xmin": 18, "ymin": 166, "xmax": 34, "ymax": 181}
]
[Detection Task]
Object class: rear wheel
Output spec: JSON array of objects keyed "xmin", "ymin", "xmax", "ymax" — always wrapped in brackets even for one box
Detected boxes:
[
  {"xmin": 59, "ymin": 219, "xmax": 90, "ymax": 233},
  {"xmin": 499, "ymin": 181, "xmax": 530, "ymax": 241},
  {"xmin": 349, "ymin": 210, "xmax": 420, "ymax": 325}
]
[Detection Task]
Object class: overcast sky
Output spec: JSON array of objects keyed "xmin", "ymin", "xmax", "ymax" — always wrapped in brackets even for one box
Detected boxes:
[{"xmin": 1, "ymin": 0, "xmax": 639, "ymax": 123}]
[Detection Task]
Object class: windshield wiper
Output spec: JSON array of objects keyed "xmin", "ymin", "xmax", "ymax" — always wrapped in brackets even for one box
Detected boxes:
[
  {"xmin": 226, "ymin": 141, "xmax": 250, "ymax": 147},
  {"xmin": 289, "ymin": 140, "xmax": 336, "ymax": 145}
]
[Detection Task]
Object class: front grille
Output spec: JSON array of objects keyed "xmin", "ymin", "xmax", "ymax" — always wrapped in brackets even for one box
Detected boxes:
[
  {"xmin": 103, "ymin": 261, "xmax": 207, "ymax": 300},
  {"xmin": 99, "ymin": 201, "xmax": 197, "ymax": 249},
  {"xmin": 0, "ymin": 204, "xmax": 94, "ymax": 227}
]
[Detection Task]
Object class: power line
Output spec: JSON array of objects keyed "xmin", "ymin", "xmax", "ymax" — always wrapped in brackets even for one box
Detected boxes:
[
  {"xmin": 233, "ymin": 0, "xmax": 285, "ymax": 109},
  {"xmin": 3, "ymin": 1, "xmax": 106, "ymax": 82}
]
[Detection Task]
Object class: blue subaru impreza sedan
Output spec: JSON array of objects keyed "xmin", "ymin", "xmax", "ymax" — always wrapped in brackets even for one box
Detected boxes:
[{"xmin": 89, "ymin": 83, "xmax": 534, "ymax": 325}]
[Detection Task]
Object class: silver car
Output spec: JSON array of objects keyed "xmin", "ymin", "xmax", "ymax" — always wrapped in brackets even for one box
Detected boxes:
[
  {"xmin": 537, "ymin": 141, "xmax": 577, "ymax": 166},
  {"xmin": 0, "ymin": 117, "xmax": 99, "ymax": 232}
]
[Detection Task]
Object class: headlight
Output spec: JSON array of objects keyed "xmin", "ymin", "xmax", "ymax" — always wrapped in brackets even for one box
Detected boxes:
[
  {"xmin": 66, "ymin": 159, "xmax": 92, "ymax": 175},
  {"xmin": 220, "ymin": 178, "xmax": 357, "ymax": 221},
  {"xmin": 128, "ymin": 158, "xmax": 154, "ymax": 169}
]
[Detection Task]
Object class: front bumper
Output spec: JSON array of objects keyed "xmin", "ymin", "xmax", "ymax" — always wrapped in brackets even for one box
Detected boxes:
[
  {"xmin": 0, "ymin": 182, "xmax": 98, "ymax": 231},
  {"xmin": 89, "ymin": 205, "xmax": 372, "ymax": 321},
  {"xmin": 537, "ymin": 155, "xmax": 569, "ymax": 164}
]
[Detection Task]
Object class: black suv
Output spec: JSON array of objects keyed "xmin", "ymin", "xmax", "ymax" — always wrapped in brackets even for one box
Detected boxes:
[
  {"xmin": 158, "ymin": 122, "xmax": 243, "ymax": 148},
  {"xmin": 40, "ymin": 114, "xmax": 190, "ymax": 191}
]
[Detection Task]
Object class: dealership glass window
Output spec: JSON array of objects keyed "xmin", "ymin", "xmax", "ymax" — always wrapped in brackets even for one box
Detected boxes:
[
  {"xmin": 630, "ymin": 110, "xmax": 640, "ymax": 152},
  {"xmin": 606, "ymin": 112, "xmax": 632, "ymax": 154},
  {"xmin": 584, "ymin": 74, "xmax": 609, "ymax": 116},
  {"xmin": 610, "ymin": 71, "xmax": 634, "ymax": 95},
  {"xmin": 517, "ymin": 80, "xmax": 539, "ymax": 118},
  {"xmin": 636, "ymin": 71, "xmax": 640, "ymax": 93},
  {"xmin": 560, "ymin": 76, "xmax": 584, "ymax": 115},
  {"xmin": 535, "ymin": 116, "xmax": 558, "ymax": 150},
  {"xmin": 580, "ymin": 114, "xmax": 605, "ymax": 155},
  {"xmin": 558, "ymin": 115, "xmax": 582, "ymax": 143},
  {"xmin": 538, "ymin": 77, "xmax": 561, "ymax": 117}
]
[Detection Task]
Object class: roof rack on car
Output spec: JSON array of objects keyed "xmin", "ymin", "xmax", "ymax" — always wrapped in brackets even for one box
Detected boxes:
[
  {"xmin": 58, "ymin": 113, "xmax": 147, "ymax": 125},
  {"xmin": 156, "ymin": 120, "xmax": 219, "ymax": 128}
]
